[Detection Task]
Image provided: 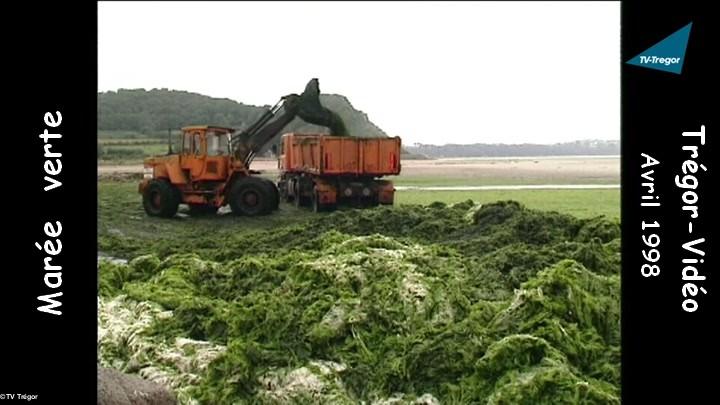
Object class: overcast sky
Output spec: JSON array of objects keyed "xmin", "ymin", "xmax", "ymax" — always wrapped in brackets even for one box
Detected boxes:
[{"xmin": 99, "ymin": 1, "xmax": 619, "ymax": 145}]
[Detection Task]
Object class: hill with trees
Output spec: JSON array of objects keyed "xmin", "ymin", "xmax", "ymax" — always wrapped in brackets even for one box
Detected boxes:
[
  {"xmin": 98, "ymin": 89, "xmax": 618, "ymax": 160},
  {"xmin": 98, "ymin": 88, "xmax": 388, "ymax": 143}
]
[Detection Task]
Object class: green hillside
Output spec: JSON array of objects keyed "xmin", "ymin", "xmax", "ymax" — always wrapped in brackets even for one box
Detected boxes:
[{"xmin": 98, "ymin": 89, "xmax": 389, "ymax": 142}]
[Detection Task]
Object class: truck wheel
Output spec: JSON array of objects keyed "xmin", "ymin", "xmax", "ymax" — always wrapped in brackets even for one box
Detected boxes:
[
  {"xmin": 294, "ymin": 182, "xmax": 307, "ymax": 207},
  {"xmin": 229, "ymin": 177, "xmax": 272, "ymax": 216},
  {"xmin": 188, "ymin": 205, "xmax": 218, "ymax": 216},
  {"xmin": 278, "ymin": 179, "xmax": 291, "ymax": 203},
  {"xmin": 312, "ymin": 191, "xmax": 322, "ymax": 212},
  {"xmin": 143, "ymin": 179, "xmax": 180, "ymax": 218}
]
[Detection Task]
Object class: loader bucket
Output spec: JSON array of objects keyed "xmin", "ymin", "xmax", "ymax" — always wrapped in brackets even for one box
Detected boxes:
[{"xmin": 296, "ymin": 78, "xmax": 349, "ymax": 137}]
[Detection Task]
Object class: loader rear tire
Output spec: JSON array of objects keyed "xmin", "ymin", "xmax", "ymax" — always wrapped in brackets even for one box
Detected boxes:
[
  {"xmin": 229, "ymin": 177, "xmax": 272, "ymax": 216},
  {"xmin": 143, "ymin": 179, "xmax": 180, "ymax": 218}
]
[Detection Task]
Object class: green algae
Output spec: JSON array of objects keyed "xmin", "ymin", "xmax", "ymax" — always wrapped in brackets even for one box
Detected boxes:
[{"xmin": 98, "ymin": 201, "xmax": 620, "ymax": 404}]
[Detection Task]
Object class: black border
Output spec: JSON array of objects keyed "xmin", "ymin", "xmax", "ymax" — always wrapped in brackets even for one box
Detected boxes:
[
  {"xmin": 7, "ymin": 1, "xmax": 98, "ymax": 402},
  {"xmin": 622, "ymin": 0, "xmax": 714, "ymax": 402}
]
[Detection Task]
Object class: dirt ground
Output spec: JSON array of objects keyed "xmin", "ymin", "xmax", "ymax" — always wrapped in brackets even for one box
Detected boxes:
[
  {"xmin": 99, "ymin": 156, "xmax": 619, "ymax": 184},
  {"xmin": 396, "ymin": 157, "xmax": 618, "ymax": 179}
]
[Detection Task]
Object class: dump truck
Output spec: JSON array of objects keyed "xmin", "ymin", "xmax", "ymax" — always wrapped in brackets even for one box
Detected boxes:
[
  {"xmin": 277, "ymin": 133, "xmax": 402, "ymax": 212},
  {"xmin": 139, "ymin": 79, "xmax": 346, "ymax": 217}
]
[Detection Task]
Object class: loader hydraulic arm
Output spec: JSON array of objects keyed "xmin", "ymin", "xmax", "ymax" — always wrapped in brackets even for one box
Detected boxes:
[{"xmin": 231, "ymin": 78, "xmax": 348, "ymax": 166}]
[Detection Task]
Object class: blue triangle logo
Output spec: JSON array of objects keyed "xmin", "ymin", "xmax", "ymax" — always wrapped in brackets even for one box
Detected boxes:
[{"xmin": 626, "ymin": 22, "xmax": 692, "ymax": 74}]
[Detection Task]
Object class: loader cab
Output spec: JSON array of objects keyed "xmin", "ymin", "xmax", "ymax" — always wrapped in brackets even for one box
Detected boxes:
[
  {"xmin": 180, "ymin": 126, "xmax": 233, "ymax": 181},
  {"xmin": 181, "ymin": 126, "xmax": 232, "ymax": 156}
]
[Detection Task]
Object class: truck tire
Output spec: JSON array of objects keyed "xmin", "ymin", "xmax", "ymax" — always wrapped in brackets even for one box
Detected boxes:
[
  {"xmin": 228, "ymin": 177, "xmax": 272, "ymax": 216},
  {"xmin": 278, "ymin": 179, "xmax": 292, "ymax": 203},
  {"xmin": 143, "ymin": 179, "xmax": 180, "ymax": 218},
  {"xmin": 311, "ymin": 191, "xmax": 322, "ymax": 213},
  {"xmin": 294, "ymin": 181, "xmax": 307, "ymax": 208}
]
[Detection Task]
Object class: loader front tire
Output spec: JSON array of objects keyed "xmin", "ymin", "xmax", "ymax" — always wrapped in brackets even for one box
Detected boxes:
[
  {"xmin": 259, "ymin": 178, "xmax": 280, "ymax": 211},
  {"xmin": 143, "ymin": 179, "xmax": 180, "ymax": 218},
  {"xmin": 229, "ymin": 177, "xmax": 272, "ymax": 216}
]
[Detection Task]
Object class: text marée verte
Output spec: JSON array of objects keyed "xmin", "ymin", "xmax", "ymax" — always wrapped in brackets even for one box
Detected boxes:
[{"xmin": 36, "ymin": 111, "xmax": 64, "ymax": 316}]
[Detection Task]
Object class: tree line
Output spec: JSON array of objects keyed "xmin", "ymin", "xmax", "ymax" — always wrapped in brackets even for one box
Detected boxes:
[{"xmin": 98, "ymin": 88, "xmax": 388, "ymax": 141}]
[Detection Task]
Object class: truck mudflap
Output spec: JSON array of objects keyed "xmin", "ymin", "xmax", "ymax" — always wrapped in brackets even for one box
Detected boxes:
[
  {"xmin": 314, "ymin": 181, "xmax": 337, "ymax": 205},
  {"xmin": 375, "ymin": 180, "xmax": 395, "ymax": 205}
]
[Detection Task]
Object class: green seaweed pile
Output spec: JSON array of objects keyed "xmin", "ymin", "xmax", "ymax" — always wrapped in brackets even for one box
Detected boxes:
[{"xmin": 98, "ymin": 201, "xmax": 620, "ymax": 404}]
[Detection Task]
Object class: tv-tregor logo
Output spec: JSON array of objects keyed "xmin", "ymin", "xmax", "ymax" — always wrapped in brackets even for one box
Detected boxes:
[
  {"xmin": 0, "ymin": 393, "xmax": 39, "ymax": 401},
  {"xmin": 639, "ymin": 56, "xmax": 681, "ymax": 66}
]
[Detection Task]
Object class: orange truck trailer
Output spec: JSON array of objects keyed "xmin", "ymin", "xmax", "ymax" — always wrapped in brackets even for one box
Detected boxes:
[{"xmin": 277, "ymin": 133, "xmax": 402, "ymax": 212}]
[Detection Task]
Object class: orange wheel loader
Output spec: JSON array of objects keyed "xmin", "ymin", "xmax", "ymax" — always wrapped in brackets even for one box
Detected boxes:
[{"xmin": 139, "ymin": 78, "xmax": 345, "ymax": 218}]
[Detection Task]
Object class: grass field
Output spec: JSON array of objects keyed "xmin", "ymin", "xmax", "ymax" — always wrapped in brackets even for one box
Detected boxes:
[
  {"xmin": 99, "ymin": 179, "xmax": 618, "ymax": 260},
  {"xmin": 386, "ymin": 157, "xmax": 619, "ymax": 217},
  {"xmin": 397, "ymin": 189, "xmax": 618, "ymax": 218},
  {"xmin": 98, "ymin": 139, "xmax": 172, "ymax": 164},
  {"xmin": 98, "ymin": 155, "xmax": 619, "ymax": 259},
  {"xmin": 99, "ymin": 181, "xmax": 317, "ymax": 237},
  {"xmin": 392, "ymin": 175, "xmax": 617, "ymax": 186},
  {"xmin": 98, "ymin": 130, "xmax": 182, "ymax": 164}
]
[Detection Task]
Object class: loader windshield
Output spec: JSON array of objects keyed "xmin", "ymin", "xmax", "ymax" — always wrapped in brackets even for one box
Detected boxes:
[{"xmin": 206, "ymin": 131, "xmax": 229, "ymax": 156}]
